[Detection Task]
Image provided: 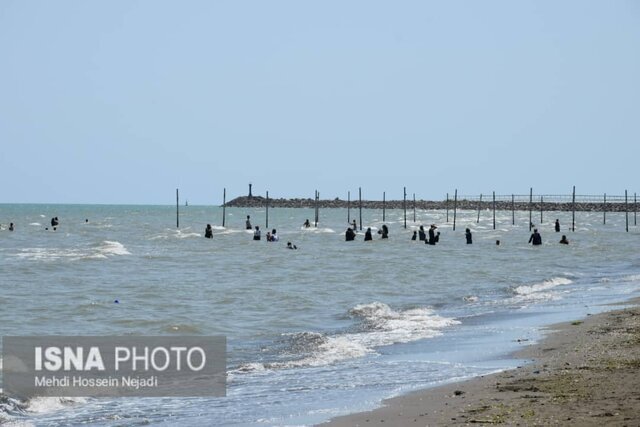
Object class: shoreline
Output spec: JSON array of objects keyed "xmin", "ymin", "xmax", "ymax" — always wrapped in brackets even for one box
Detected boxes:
[{"xmin": 322, "ymin": 298, "xmax": 640, "ymax": 426}]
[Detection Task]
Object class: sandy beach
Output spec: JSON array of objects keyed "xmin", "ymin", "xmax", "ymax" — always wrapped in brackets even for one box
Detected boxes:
[{"xmin": 324, "ymin": 299, "xmax": 640, "ymax": 426}]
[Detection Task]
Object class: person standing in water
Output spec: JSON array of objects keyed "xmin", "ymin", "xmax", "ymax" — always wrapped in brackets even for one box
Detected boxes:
[
  {"xmin": 465, "ymin": 228, "xmax": 472, "ymax": 244},
  {"xmin": 204, "ymin": 224, "xmax": 213, "ymax": 238},
  {"xmin": 271, "ymin": 229, "xmax": 279, "ymax": 242},
  {"xmin": 427, "ymin": 225, "xmax": 437, "ymax": 245},
  {"xmin": 303, "ymin": 219, "xmax": 311, "ymax": 228},
  {"xmin": 555, "ymin": 219, "xmax": 560, "ymax": 232},
  {"xmin": 246, "ymin": 215, "xmax": 252, "ymax": 230},
  {"xmin": 364, "ymin": 227, "xmax": 373, "ymax": 241},
  {"xmin": 418, "ymin": 225, "xmax": 426, "ymax": 241},
  {"xmin": 253, "ymin": 226, "xmax": 261, "ymax": 241},
  {"xmin": 411, "ymin": 231, "xmax": 417, "ymax": 240},
  {"xmin": 559, "ymin": 235, "xmax": 569, "ymax": 244},
  {"xmin": 528, "ymin": 229, "xmax": 542, "ymax": 245},
  {"xmin": 345, "ymin": 227, "xmax": 356, "ymax": 241},
  {"xmin": 352, "ymin": 220, "xmax": 357, "ymax": 230},
  {"xmin": 379, "ymin": 224, "xmax": 389, "ymax": 239},
  {"xmin": 9, "ymin": 223, "xmax": 14, "ymax": 231}
]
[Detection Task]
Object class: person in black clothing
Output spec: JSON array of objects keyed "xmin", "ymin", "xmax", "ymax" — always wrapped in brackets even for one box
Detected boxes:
[
  {"xmin": 378, "ymin": 224, "xmax": 389, "ymax": 239},
  {"xmin": 427, "ymin": 225, "xmax": 437, "ymax": 245},
  {"xmin": 435, "ymin": 231, "xmax": 440, "ymax": 243},
  {"xmin": 51, "ymin": 217, "xmax": 59, "ymax": 227},
  {"xmin": 559, "ymin": 235, "xmax": 569, "ymax": 244},
  {"xmin": 364, "ymin": 227, "xmax": 373, "ymax": 241},
  {"xmin": 352, "ymin": 220, "xmax": 357, "ymax": 230},
  {"xmin": 418, "ymin": 225, "xmax": 426, "ymax": 241},
  {"xmin": 465, "ymin": 228, "xmax": 472, "ymax": 244},
  {"xmin": 303, "ymin": 219, "xmax": 311, "ymax": 228},
  {"xmin": 528, "ymin": 229, "xmax": 542, "ymax": 245},
  {"xmin": 555, "ymin": 219, "xmax": 560, "ymax": 232},
  {"xmin": 204, "ymin": 224, "xmax": 213, "ymax": 238},
  {"xmin": 246, "ymin": 215, "xmax": 252, "ymax": 230},
  {"xmin": 411, "ymin": 231, "xmax": 417, "ymax": 240},
  {"xmin": 345, "ymin": 227, "xmax": 356, "ymax": 241},
  {"xmin": 9, "ymin": 223, "xmax": 14, "ymax": 232}
]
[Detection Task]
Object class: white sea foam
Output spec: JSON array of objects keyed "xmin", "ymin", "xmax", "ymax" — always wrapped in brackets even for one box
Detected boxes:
[
  {"xmin": 29, "ymin": 222, "xmax": 41, "ymax": 226},
  {"xmin": 513, "ymin": 277, "xmax": 572, "ymax": 296},
  {"xmin": 25, "ymin": 397, "xmax": 87, "ymax": 414},
  {"xmin": 300, "ymin": 227, "xmax": 335, "ymax": 233},
  {"xmin": 97, "ymin": 241, "xmax": 131, "ymax": 256},
  {"xmin": 506, "ymin": 277, "xmax": 573, "ymax": 304},
  {"xmin": 14, "ymin": 241, "xmax": 130, "ymax": 261},
  {"xmin": 234, "ymin": 303, "xmax": 459, "ymax": 372}
]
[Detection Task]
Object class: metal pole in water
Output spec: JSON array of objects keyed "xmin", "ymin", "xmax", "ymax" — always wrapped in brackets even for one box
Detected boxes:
[
  {"xmin": 540, "ymin": 195, "xmax": 543, "ymax": 224},
  {"xmin": 222, "ymin": 188, "xmax": 226, "ymax": 227},
  {"xmin": 529, "ymin": 188, "xmax": 533, "ymax": 231},
  {"xmin": 572, "ymin": 186, "xmax": 576, "ymax": 232},
  {"xmin": 359, "ymin": 187, "xmax": 363, "ymax": 231},
  {"xmin": 477, "ymin": 194, "xmax": 482, "ymax": 223},
  {"xmin": 176, "ymin": 188, "xmax": 179, "ymax": 228},
  {"xmin": 383, "ymin": 191, "xmax": 386, "ymax": 222},
  {"xmin": 316, "ymin": 190, "xmax": 320, "ymax": 228},
  {"xmin": 266, "ymin": 191, "xmax": 269, "ymax": 228},
  {"xmin": 347, "ymin": 191, "xmax": 351, "ymax": 224},
  {"xmin": 493, "ymin": 191, "xmax": 496, "ymax": 230},
  {"xmin": 603, "ymin": 193, "xmax": 606, "ymax": 225},
  {"xmin": 635, "ymin": 192, "xmax": 637, "ymax": 226},
  {"xmin": 512, "ymin": 194, "xmax": 515, "ymax": 225},
  {"xmin": 403, "ymin": 187, "xmax": 407, "ymax": 229},
  {"xmin": 625, "ymin": 189, "xmax": 629, "ymax": 232},
  {"xmin": 453, "ymin": 189, "xmax": 458, "ymax": 231}
]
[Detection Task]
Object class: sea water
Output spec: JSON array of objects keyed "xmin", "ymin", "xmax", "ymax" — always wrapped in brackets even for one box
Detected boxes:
[{"xmin": 1, "ymin": 204, "xmax": 639, "ymax": 426}]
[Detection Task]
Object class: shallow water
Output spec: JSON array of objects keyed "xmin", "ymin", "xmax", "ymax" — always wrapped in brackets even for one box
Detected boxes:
[{"xmin": 1, "ymin": 205, "xmax": 639, "ymax": 425}]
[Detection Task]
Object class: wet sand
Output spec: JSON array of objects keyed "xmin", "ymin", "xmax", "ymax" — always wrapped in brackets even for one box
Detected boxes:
[{"xmin": 323, "ymin": 299, "xmax": 640, "ymax": 426}]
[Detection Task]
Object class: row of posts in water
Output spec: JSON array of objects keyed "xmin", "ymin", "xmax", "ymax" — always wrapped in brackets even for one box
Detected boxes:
[{"xmin": 175, "ymin": 186, "xmax": 638, "ymax": 232}]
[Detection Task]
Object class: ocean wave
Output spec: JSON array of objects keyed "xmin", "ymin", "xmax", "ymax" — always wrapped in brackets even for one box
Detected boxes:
[
  {"xmin": 512, "ymin": 277, "xmax": 572, "ymax": 296},
  {"xmin": 0, "ymin": 389, "xmax": 85, "ymax": 423},
  {"xmin": 13, "ymin": 241, "xmax": 130, "ymax": 262},
  {"xmin": 234, "ymin": 302, "xmax": 459, "ymax": 373},
  {"xmin": 97, "ymin": 241, "xmax": 130, "ymax": 256},
  {"xmin": 300, "ymin": 227, "xmax": 336, "ymax": 233},
  {"xmin": 505, "ymin": 277, "xmax": 573, "ymax": 305},
  {"xmin": 149, "ymin": 229, "xmax": 201, "ymax": 240}
]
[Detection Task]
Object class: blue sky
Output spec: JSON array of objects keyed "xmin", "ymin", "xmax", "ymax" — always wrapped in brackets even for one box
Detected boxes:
[{"xmin": 1, "ymin": 1, "xmax": 639, "ymax": 204}]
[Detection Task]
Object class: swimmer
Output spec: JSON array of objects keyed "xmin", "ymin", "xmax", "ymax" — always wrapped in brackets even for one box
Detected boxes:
[
  {"xmin": 204, "ymin": 224, "xmax": 213, "ymax": 238},
  {"xmin": 345, "ymin": 227, "xmax": 356, "ymax": 241},
  {"xmin": 364, "ymin": 227, "xmax": 373, "ymax": 241},
  {"xmin": 528, "ymin": 228, "xmax": 542, "ymax": 245},
  {"xmin": 559, "ymin": 235, "xmax": 569, "ymax": 245}
]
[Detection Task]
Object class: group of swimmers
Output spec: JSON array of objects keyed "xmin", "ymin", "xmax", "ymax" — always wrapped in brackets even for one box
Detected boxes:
[
  {"xmin": 408, "ymin": 224, "xmax": 441, "ymax": 245},
  {"xmin": 204, "ymin": 215, "xmax": 572, "ymax": 247},
  {"xmin": 528, "ymin": 220, "xmax": 570, "ymax": 245}
]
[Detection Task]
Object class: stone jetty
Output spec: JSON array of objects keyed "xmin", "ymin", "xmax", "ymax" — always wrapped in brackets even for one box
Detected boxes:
[{"xmin": 224, "ymin": 196, "xmax": 633, "ymax": 212}]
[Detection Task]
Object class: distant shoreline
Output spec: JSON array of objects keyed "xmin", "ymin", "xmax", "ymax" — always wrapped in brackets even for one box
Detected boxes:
[{"xmin": 225, "ymin": 195, "xmax": 633, "ymax": 212}]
